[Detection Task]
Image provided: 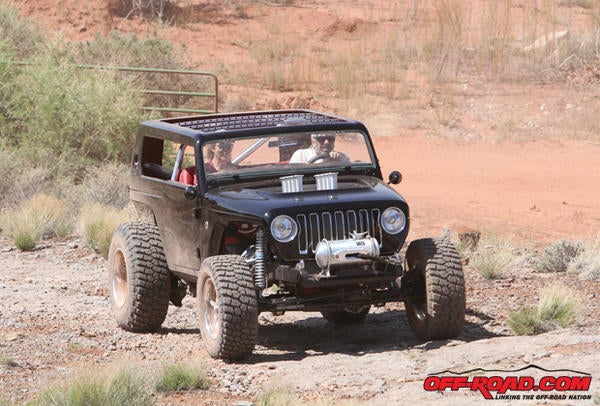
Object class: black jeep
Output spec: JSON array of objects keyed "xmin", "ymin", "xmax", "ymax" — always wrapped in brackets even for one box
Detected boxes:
[{"xmin": 108, "ymin": 109, "xmax": 465, "ymax": 360}]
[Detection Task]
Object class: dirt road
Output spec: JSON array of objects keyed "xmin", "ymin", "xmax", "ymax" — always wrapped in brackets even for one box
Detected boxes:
[{"xmin": 1, "ymin": 229, "xmax": 599, "ymax": 404}]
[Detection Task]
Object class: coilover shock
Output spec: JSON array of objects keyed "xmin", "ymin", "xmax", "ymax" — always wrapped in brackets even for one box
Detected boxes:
[{"xmin": 253, "ymin": 228, "xmax": 266, "ymax": 289}]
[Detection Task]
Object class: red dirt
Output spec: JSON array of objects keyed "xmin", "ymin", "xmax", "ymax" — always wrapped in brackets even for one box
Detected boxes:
[{"xmin": 18, "ymin": 0, "xmax": 599, "ymax": 246}]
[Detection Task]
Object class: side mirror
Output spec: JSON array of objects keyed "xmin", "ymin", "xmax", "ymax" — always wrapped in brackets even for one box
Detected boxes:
[
  {"xmin": 388, "ymin": 170, "xmax": 402, "ymax": 185},
  {"xmin": 184, "ymin": 186, "xmax": 198, "ymax": 200}
]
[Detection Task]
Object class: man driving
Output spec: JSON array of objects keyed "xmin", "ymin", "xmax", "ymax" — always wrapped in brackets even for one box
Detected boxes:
[{"xmin": 289, "ymin": 133, "xmax": 349, "ymax": 164}]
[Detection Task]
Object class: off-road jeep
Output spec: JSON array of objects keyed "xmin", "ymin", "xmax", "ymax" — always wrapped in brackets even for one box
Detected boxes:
[{"xmin": 108, "ymin": 109, "xmax": 465, "ymax": 360}]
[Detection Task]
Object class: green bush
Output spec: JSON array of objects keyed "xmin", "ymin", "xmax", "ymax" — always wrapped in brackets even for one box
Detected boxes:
[
  {"xmin": 0, "ymin": 7, "xmax": 207, "ymax": 189},
  {"xmin": 534, "ymin": 239, "xmax": 583, "ymax": 273},
  {"xmin": 155, "ymin": 364, "xmax": 209, "ymax": 392},
  {"xmin": 74, "ymin": 30, "xmax": 188, "ymax": 70},
  {"xmin": 74, "ymin": 31, "xmax": 200, "ymax": 110},
  {"xmin": 6, "ymin": 44, "xmax": 146, "ymax": 177}
]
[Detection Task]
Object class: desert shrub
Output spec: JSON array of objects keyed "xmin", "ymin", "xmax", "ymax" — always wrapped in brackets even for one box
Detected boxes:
[
  {"xmin": 79, "ymin": 203, "xmax": 129, "ymax": 258},
  {"xmin": 0, "ymin": 148, "xmax": 21, "ymax": 206},
  {"xmin": 34, "ymin": 370, "xmax": 152, "ymax": 406},
  {"xmin": 79, "ymin": 162, "xmax": 131, "ymax": 209},
  {"xmin": 568, "ymin": 235, "xmax": 600, "ymax": 281},
  {"xmin": 0, "ymin": 194, "xmax": 67, "ymax": 250},
  {"xmin": 538, "ymin": 285, "xmax": 578, "ymax": 329},
  {"xmin": 6, "ymin": 43, "xmax": 147, "ymax": 178},
  {"xmin": 0, "ymin": 3, "xmax": 42, "ymax": 59},
  {"xmin": 0, "ymin": 165, "xmax": 53, "ymax": 209},
  {"xmin": 507, "ymin": 285, "xmax": 579, "ymax": 335},
  {"xmin": 155, "ymin": 364, "xmax": 209, "ymax": 392},
  {"xmin": 506, "ymin": 305, "xmax": 541, "ymax": 336},
  {"xmin": 74, "ymin": 30, "xmax": 187, "ymax": 69},
  {"xmin": 73, "ymin": 31, "xmax": 202, "ymax": 110},
  {"xmin": 534, "ymin": 239, "xmax": 583, "ymax": 273},
  {"xmin": 470, "ymin": 235, "xmax": 514, "ymax": 280},
  {"xmin": 114, "ymin": 0, "xmax": 172, "ymax": 20}
]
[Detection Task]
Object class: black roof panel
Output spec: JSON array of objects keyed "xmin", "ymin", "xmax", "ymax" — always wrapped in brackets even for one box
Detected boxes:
[{"xmin": 162, "ymin": 110, "xmax": 350, "ymax": 133}]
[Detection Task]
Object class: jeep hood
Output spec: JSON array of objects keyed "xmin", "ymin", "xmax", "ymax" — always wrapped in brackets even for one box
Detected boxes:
[{"xmin": 204, "ymin": 176, "xmax": 408, "ymax": 222}]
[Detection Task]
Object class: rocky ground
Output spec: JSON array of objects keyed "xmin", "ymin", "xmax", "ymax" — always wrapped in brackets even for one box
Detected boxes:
[
  {"xmin": 3, "ymin": 1, "xmax": 600, "ymax": 404},
  {"xmin": 1, "ymin": 234, "xmax": 598, "ymax": 405}
]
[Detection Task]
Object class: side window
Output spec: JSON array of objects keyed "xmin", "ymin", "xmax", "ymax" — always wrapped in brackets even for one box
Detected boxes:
[
  {"xmin": 141, "ymin": 136, "xmax": 170, "ymax": 180},
  {"xmin": 141, "ymin": 137, "xmax": 195, "ymax": 183}
]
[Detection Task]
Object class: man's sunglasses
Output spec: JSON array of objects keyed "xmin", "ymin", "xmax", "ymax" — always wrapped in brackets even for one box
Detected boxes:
[{"xmin": 315, "ymin": 136, "xmax": 335, "ymax": 144}]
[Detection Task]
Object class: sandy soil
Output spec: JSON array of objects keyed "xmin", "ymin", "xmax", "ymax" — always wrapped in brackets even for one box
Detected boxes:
[{"xmin": 2, "ymin": 0, "xmax": 599, "ymax": 404}]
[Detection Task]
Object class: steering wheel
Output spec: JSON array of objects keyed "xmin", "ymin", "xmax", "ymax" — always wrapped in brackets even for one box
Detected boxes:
[{"xmin": 307, "ymin": 153, "xmax": 330, "ymax": 164}]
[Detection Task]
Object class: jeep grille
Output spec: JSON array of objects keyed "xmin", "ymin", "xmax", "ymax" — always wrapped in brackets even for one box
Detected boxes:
[{"xmin": 296, "ymin": 209, "xmax": 381, "ymax": 254}]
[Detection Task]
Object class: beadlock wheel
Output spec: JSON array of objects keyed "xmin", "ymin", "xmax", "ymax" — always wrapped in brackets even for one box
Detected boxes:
[
  {"xmin": 405, "ymin": 238, "xmax": 466, "ymax": 341},
  {"xmin": 107, "ymin": 222, "xmax": 170, "ymax": 332},
  {"xmin": 197, "ymin": 255, "xmax": 258, "ymax": 360}
]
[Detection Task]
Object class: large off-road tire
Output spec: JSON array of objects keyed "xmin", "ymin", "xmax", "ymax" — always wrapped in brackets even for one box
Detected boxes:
[
  {"xmin": 405, "ymin": 238, "xmax": 465, "ymax": 341},
  {"xmin": 108, "ymin": 222, "xmax": 170, "ymax": 332},
  {"xmin": 197, "ymin": 255, "xmax": 258, "ymax": 360},
  {"xmin": 321, "ymin": 305, "xmax": 371, "ymax": 325}
]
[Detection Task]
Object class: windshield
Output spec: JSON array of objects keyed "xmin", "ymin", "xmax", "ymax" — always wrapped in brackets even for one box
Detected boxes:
[{"xmin": 202, "ymin": 131, "xmax": 374, "ymax": 179}]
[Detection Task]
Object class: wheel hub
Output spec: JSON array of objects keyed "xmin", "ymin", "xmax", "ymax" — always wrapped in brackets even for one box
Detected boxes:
[
  {"xmin": 203, "ymin": 279, "xmax": 220, "ymax": 340},
  {"xmin": 112, "ymin": 250, "xmax": 128, "ymax": 308}
]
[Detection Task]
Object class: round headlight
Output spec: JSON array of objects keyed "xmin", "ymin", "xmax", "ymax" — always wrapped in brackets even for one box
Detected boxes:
[
  {"xmin": 270, "ymin": 215, "xmax": 298, "ymax": 243},
  {"xmin": 380, "ymin": 207, "xmax": 406, "ymax": 235}
]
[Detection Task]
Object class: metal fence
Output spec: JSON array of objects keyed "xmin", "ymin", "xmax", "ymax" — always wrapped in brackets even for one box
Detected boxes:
[{"xmin": 1, "ymin": 61, "xmax": 219, "ymax": 115}]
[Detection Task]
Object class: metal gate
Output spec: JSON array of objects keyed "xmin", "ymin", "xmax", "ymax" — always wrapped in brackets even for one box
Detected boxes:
[{"xmin": 1, "ymin": 61, "xmax": 218, "ymax": 115}]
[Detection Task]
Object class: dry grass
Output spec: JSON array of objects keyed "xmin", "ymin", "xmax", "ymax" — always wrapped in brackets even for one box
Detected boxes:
[
  {"xmin": 79, "ymin": 203, "xmax": 129, "ymax": 259},
  {"xmin": 469, "ymin": 234, "xmax": 516, "ymax": 280},
  {"xmin": 568, "ymin": 234, "xmax": 600, "ymax": 280},
  {"xmin": 256, "ymin": 383, "xmax": 357, "ymax": 406},
  {"xmin": 155, "ymin": 363, "xmax": 209, "ymax": 392},
  {"xmin": 0, "ymin": 194, "xmax": 68, "ymax": 250},
  {"xmin": 33, "ymin": 365, "xmax": 153, "ymax": 406},
  {"xmin": 507, "ymin": 284, "xmax": 580, "ymax": 335}
]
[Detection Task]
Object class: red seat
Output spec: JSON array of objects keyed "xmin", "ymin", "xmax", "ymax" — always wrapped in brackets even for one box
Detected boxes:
[{"xmin": 178, "ymin": 166, "xmax": 197, "ymax": 185}]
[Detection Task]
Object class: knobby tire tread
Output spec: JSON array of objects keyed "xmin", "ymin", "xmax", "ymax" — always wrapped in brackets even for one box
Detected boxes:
[
  {"xmin": 110, "ymin": 222, "xmax": 170, "ymax": 332},
  {"xmin": 405, "ymin": 237, "xmax": 465, "ymax": 340}
]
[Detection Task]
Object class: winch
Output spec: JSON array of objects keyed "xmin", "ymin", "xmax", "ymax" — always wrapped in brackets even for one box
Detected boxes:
[{"xmin": 314, "ymin": 231, "xmax": 380, "ymax": 272}]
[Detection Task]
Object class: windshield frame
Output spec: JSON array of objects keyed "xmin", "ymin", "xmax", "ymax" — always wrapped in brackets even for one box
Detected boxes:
[{"xmin": 199, "ymin": 129, "xmax": 379, "ymax": 188}]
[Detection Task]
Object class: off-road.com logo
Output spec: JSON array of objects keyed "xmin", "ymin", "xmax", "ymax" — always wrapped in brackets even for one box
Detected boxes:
[{"xmin": 423, "ymin": 365, "xmax": 592, "ymax": 400}]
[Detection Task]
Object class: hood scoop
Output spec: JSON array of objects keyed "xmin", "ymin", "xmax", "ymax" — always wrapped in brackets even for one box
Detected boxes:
[
  {"xmin": 280, "ymin": 172, "xmax": 339, "ymax": 193},
  {"xmin": 280, "ymin": 174, "xmax": 304, "ymax": 193},
  {"xmin": 314, "ymin": 172, "xmax": 338, "ymax": 191}
]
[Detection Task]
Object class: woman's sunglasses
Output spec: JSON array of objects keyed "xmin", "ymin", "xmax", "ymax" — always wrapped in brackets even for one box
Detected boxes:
[{"xmin": 216, "ymin": 142, "xmax": 233, "ymax": 151}]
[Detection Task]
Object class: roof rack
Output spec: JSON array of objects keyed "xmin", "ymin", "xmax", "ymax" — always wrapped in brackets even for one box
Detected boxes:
[{"xmin": 163, "ymin": 110, "xmax": 348, "ymax": 133}]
